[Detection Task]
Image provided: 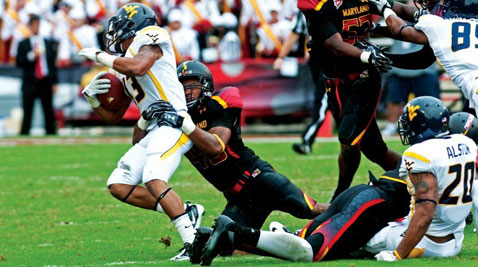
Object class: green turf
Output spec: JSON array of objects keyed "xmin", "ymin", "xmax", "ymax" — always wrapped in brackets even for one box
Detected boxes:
[{"xmin": 1, "ymin": 139, "xmax": 477, "ymax": 266}]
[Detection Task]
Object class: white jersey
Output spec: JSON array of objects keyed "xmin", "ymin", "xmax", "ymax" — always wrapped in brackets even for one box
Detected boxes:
[
  {"xmin": 415, "ymin": 15, "xmax": 478, "ymax": 102},
  {"xmin": 115, "ymin": 25, "xmax": 187, "ymax": 113},
  {"xmin": 401, "ymin": 134, "xmax": 477, "ymax": 237}
]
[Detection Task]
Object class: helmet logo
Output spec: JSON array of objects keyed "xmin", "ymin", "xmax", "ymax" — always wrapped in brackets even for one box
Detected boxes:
[
  {"xmin": 182, "ymin": 63, "xmax": 188, "ymax": 75},
  {"xmin": 408, "ymin": 104, "xmax": 420, "ymax": 121},
  {"xmin": 123, "ymin": 5, "xmax": 139, "ymax": 18}
]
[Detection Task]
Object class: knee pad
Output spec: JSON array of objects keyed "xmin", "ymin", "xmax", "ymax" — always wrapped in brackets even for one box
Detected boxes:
[{"xmin": 107, "ymin": 166, "xmax": 141, "ymax": 187}]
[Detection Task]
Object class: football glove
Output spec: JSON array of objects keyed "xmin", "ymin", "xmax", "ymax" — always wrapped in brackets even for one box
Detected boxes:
[
  {"xmin": 157, "ymin": 111, "xmax": 185, "ymax": 129},
  {"xmin": 82, "ymin": 71, "xmax": 110, "ymax": 108},
  {"xmin": 78, "ymin": 47, "xmax": 101, "ymax": 62},
  {"xmin": 142, "ymin": 100, "xmax": 176, "ymax": 121},
  {"xmin": 369, "ymin": 0, "xmax": 392, "ymax": 14},
  {"xmin": 375, "ymin": 250, "xmax": 399, "ymax": 261},
  {"xmin": 360, "ymin": 45, "xmax": 393, "ymax": 72},
  {"xmin": 79, "ymin": 47, "xmax": 117, "ymax": 68}
]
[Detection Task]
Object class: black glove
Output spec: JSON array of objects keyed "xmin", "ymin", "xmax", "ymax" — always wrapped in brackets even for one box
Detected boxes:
[
  {"xmin": 365, "ymin": 45, "xmax": 393, "ymax": 72},
  {"xmin": 142, "ymin": 100, "xmax": 175, "ymax": 121},
  {"xmin": 157, "ymin": 111, "xmax": 185, "ymax": 129}
]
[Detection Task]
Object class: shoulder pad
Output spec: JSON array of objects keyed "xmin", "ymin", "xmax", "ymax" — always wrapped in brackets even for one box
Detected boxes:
[
  {"xmin": 133, "ymin": 26, "xmax": 170, "ymax": 47},
  {"xmin": 211, "ymin": 87, "xmax": 243, "ymax": 109},
  {"xmin": 402, "ymin": 144, "xmax": 433, "ymax": 174},
  {"xmin": 415, "ymin": 14, "xmax": 443, "ymax": 31}
]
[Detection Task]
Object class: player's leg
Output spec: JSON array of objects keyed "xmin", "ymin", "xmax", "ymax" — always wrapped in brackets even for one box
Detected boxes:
[
  {"xmin": 201, "ymin": 215, "xmax": 314, "ymax": 266},
  {"xmin": 20, "ymin": 86, "xmax": 35, "ymax": 135},
  {"xmin": 361, "ymin": 121, "xmax": 400, "ymax": 171},
  {"xmin": 142, "ymin": 126, "xmax": 198, "ymax": 260},
  {"xmin": 251, "ymin": 166, "xmax": 327, "ymax": 218}
]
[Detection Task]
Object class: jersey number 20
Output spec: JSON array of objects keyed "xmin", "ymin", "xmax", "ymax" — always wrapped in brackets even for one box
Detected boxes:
[
  {"xmin": 451, "ymin": 22, "xmax": 478, "ymax": 52},
  {"xmin": 439, "ymin": 161, "xmax": 474, "ymax": 205}
]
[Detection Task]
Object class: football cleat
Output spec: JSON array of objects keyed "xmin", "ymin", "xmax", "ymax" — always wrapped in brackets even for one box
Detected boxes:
[
  {"xmin": 170, "ymin": 242, "xmax": 192, "ymax": 261},
  {"xmin": 269, "ymin": 221, "xmax": 291, "ymax": 233},
  {"xmin": 186, "ymin": 202, "xmax": 205, "ymax": 229},
  {"xmin": 201, "ymin": 215, "xmax": 235, "ymax": 266},
  {"xmin": 293, "ymin": 143, "xmax": 311, "ymax": 155},
  {"xmin": 190, "ymin": 227, "xmax": 213, "ymax": 264},
  {"xmin": 466, "ymin": 212, "xmax": 473, "ymax": 225}
]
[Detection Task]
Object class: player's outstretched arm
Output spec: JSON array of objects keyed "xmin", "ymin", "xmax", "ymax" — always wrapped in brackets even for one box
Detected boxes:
[
  {"xmin": 396, "ymin": 172, "xmax": 437, "ymax": 258},
  {"xmin": 391, "ymin": 1, "xmax": 418, "ymax": 21},
  {"xmin": 79, "ymin": 44, "xmax": 162, "ymax": 77}
]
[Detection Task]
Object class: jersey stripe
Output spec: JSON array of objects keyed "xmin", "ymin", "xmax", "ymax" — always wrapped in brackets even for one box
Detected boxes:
[
  {"xmin": 127, "ymin": 47, "xmax": 169, "ymax": 101},
  {"xmin": 315, "ymin": 0, "xmax": 329, "ymax": 11},
  {"xmin": 212, "ymin": 96, "xmax": 228, "ymax": 108},
  {"xmin": 379, "ymin": 175, "xmax": 407, "ymax": 184},
  {"xmin": 403, "ymin": 151, "xmax": 431, "ymax": 163},
  {"xmin": 161, "ymin": 133, "xmax": 190, "ymax": 160},
  {"xmin": 135, "ymin": 25, "xmax": 169, "ymax": 38}
]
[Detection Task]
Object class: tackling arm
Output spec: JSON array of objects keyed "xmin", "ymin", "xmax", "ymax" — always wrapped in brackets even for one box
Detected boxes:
[
  {"xmin": 395, "ymin": 172, "xmax": 437, "ymax": 258},
  {"xmin": 391, "ymin": 1, "xmax": 419, "ymax": 22},
  {"xmin": 188, "ymin": 126, "xmax": 232, "ymax": 156}
]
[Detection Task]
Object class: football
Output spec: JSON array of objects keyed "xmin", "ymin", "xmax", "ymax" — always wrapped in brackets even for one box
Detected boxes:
[{"xmin": 97, "ymin": 73, "xmax": 128, "ymax": 111}]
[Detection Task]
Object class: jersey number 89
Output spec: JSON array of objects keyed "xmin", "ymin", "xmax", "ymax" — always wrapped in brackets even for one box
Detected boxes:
[{"xmin": 451, "ymin": 22, "xmax": 478, "ymax": 52}]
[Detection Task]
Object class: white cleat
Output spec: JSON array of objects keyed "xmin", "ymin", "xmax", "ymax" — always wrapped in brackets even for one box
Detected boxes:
[
  {"xmin": 269, "ymin": 221, "xmax": 291, "ymax": 233},
  {"xmin": 186, "ymin": 202, "xmax": 205, "ymax": 229},
  {"xmin": 170, "ymin": 243, "xmax": 192, "ymax": 261}
]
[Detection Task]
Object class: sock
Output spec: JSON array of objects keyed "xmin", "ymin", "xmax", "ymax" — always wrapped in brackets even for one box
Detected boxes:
[
  {"xmin": 156, "ymin": 203, "xmax": 189, "ymax": 213},
  {"xmin": 256, "ymin": 231, "xmax": 314, "ymax": 262},
  {"xmin": 172, "ymin": 213, "xmax": 196, "ymax": 244}
]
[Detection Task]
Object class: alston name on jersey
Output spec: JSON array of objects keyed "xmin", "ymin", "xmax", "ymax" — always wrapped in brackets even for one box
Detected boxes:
[{"xmin": 447, "ymin": 143, "xmax": 471, "ymax": 159}]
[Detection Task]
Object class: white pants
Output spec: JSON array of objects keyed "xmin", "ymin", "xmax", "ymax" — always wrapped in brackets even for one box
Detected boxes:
[
  {"xmin": 365, "ymin": 219, "xmax": 464, "ymax": 258},
  {"xmin": 107, "ymin": 125, "xmax": 192, "ymax": 186}
]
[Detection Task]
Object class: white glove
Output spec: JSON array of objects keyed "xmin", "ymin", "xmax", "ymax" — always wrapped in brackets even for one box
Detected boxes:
[
  {"xmin": 369, "ymin": 0, "xmax": 392, "ymax": 13},
  {"xmin": 78, "ymin": 47, "xmax": 101, "ymax": 62},
  {"xmin": 375, "ymin": 250, "xmax": 398, "ymax": 261},
  {"xmin": 82, "ymin": 71, "xmax": 110, "ymax": 108}
]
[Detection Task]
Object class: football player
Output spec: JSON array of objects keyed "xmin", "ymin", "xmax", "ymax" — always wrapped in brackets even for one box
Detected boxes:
[
  {"xmin": 366, "ymin": 97, "xmax": 477, "ymax": 260},
  {"xmin": 369, "ymin": 0, "xmax": 478, "ymax": 115},
  {"xmin": 77, "ymin": 3, "xmax": 202, "ymax": 261},
  {"xmin": 138, "ymin": 61, "xmax": 412, "ymax": 265},
  {"xmin": 192, "ymin": 168, "xmax": 410, "ymax": 265},
  {"xmin": 135, "ymin": 61, "xmax": 331, "ymax": 262},
  {"xmin": 297, "ymin": 0, "xmax": 402, "ymax": 202}
]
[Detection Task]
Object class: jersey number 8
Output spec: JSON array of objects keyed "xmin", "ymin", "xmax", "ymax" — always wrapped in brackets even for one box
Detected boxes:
[{"xmin": 451, "ymin": 22, "xmax": 478, "ymax": 52}]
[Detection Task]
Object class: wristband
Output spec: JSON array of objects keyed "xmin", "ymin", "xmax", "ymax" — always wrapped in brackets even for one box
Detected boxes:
[
  {"xmin": 96, "ymin": 52, "xmax": 117, "ymax": 68},
  {"xmin": 393, "ymin": 250, "xmax": 403, "ymax": 260},
  {"xmin": 383, "ymin": 7, "xmax": 396, "ymax": 20},
  {"xmin": 181, "ymin": 117, "xmax": 196, "ymax": 135},
  {"xmin": 137, "ymin": 116, "xmax": 150, "ymax": 130},
  {"xmin": 84, "ymin": 94, "xmax": 100, "ymax": 108},
  {"xmin": 360, "ymin": 51, "xmax": 371, "ymax": 63},
  {"xmin": 212, "ymin": 134, "xmax": 225, "ymax": 151}
]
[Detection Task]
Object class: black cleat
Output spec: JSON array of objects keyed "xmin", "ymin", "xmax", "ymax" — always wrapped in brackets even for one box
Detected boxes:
[
  {"xmin": 292, "ymin": 143, "xmax": 311, "ymax": 155},
  {"xmin": 190, "ymin": 227, "xmax": 212, "ymax": 264},
  {"xmin": 201, "ymin": 215, "xmax": 235, "ymax": 266},
  {"xmin": 466, "ymin": 212, "xmax": 473, "ymax": 225}
]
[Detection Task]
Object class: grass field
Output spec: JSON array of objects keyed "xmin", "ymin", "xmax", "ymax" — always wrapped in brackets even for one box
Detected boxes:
[{"xmin": 1, "ymin": 138, "xmax": 478, "ymax": 266}]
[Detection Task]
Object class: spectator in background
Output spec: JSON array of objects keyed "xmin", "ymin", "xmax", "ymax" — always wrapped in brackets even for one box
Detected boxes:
[
  {"xmin": 381, "ymin": 41, "xmax": 440, "ymax": 136},
  {"xmin": 166, "ymin": 8, "xmax": 200, "ymax": 63},
  {"xmin": 16, "ymin": 15, "xmax": 57, "ymax": 135},
  {"xmin": 217, "ymin": 12, "xmax": 241, "ymax": 62},
  {"xmin": 52, "ymin": 0, "xmax": 76, "ymax": 42},
  {"xmin": 273, "ymin": 11, "xmax": 328, "ymax": 155},
  {"xmin": 57, "ymin": 5, "xmax": 100, "ymax": 67},
  {"xmin": 255, "ymin": 1, "xmax": 291, "ymax": 57}
]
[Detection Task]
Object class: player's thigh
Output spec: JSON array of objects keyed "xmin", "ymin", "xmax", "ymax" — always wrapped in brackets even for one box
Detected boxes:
[
  {"xmin": 142, "ymin": 126, "xmax": 192, "ymax": 184},
  {"xmin": 364, "ymin": 220, "xmax": 408, "ymax": 254},
  {"xmin": 107, "ymin": 143, "xmax": 146, "ymax": 186},
  {"xmin": 421, "ymin": 232, "xmax": 463, "ymax": 257},
  {"xmin": 221, "ymin": 201, "xmax": 270, "ymax": 229}
]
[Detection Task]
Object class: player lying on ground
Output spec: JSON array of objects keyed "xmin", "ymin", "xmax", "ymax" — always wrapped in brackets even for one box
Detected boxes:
[
  {"xmin": 365, "ymin": 97, "xmax": 478, "ymax": 261},
  {"xmin": 78, "ymin": 3, "xmax": 202, "ymax": 261},
  {"xmin": 193, "ymin": 167, "xmax": 410, "ymax": 265},
  {"xmin": 132, "ymin": 60, "xmax": 330, "ymax": 262}
]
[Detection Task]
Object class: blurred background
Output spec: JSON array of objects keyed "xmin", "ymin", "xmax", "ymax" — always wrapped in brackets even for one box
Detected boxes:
[{"xmin": 0, "ymin": 0, "xmax": 463, "ymax": 137}]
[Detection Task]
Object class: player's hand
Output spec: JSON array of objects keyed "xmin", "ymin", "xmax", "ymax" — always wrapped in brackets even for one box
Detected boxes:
[
  {"xmin": 375, "ymin": 250, "xmax": 398, "ymax": 261},
  {"xmin": 413, "ymin": 9, "xmax": 429, "ymax": 22},
  {"xmin": 361, "ymin": 45, "xmax": 392, "ymax": 72},
  {"xmin": 369, "ymin": 0, "xmax": 392, "ymax": 14},
  {"xmin": 273, "ymin": 57, "xmax": 284, "ymax": 70},
  {"xmin": 142, "ymin": 100, "xmax": 175, "ymax": 121},
  {"xmin": 78, "ymin": 47, "xmax": 101, "ymax": 61},
  {"xmin": 157, "ymin": 111, "xmax": 185, "ymax": 129},
  {"xmin": 82, "ymin": 71, "xmax": 110, "ymax": 108},
  {"xmin": 399, "ymin": 165, "xmax": 408, "ymax": 180}
]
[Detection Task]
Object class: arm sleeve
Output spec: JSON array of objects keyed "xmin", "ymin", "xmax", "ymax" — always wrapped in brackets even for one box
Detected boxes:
[
  {"xmin": 385, "ymin": 45, "xmax": 436, "ymax": 69},
  {"xmin": 209, "ymin": 108, "xmax": 239, "ymax": 130}
]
